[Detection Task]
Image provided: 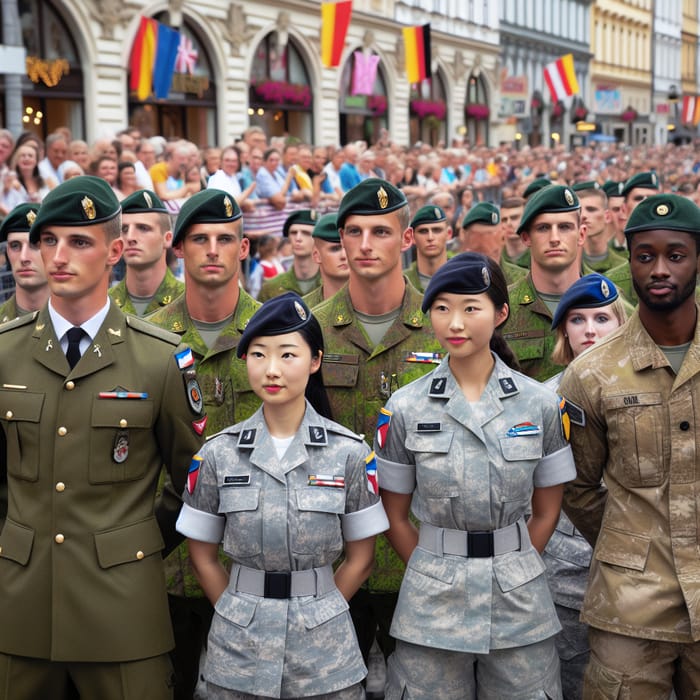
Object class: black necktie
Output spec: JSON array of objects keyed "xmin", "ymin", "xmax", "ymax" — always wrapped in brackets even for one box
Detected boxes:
[{"xmin": 66, "ymin": 327, "xmax": 85, "ymax": 369}]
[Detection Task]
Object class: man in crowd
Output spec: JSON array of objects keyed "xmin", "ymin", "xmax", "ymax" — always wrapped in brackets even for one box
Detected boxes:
[
  {"xmin": 38, "ymin": 133, "xmax": 68, "ymax": 185},
  {"xmin": 109, "ymin": 190, "xmax": 184, "ymax": 317},
  {"xmin": 458, "ymin": 201, "xmax": 505, "ymax": 263},
  {"xmin": 602, "ymin": 180, "xmax": 626, "ymax": 252},
  {"xmin": 500, "ymin": 196, "xmax": 530, "ymax": 270},
  {"xmin": 303, "ymin": 213, "xmax": 349, "ymax": 308},
  {"xmin": 339, "ymin": 143, "xmax": 362, "ymax": 192},
  {"xmin": 403, "ymin": 205, "xmax": 452, "ymax": 293}
]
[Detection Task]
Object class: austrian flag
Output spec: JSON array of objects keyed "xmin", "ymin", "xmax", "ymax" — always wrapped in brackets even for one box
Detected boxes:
[{"xmin": 543, "ymin": 54, "xmax": 579, "ymax": 103}]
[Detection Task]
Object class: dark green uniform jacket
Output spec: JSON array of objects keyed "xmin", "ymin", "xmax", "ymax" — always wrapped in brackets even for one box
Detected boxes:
[{"xmin": 109, "ymin": 268, "xmax": 185, "ymax": 317}]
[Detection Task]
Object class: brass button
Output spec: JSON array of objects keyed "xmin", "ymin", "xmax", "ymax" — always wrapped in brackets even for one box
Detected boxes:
[
  {"xmin": 5, "ymin": 410, "xmax": 12, "ymax": 419},
  {"xmin": 57, "ymin": 427, "xmax": 67, "ymax": 436},
  {"xmin": 56, "ymin": 482, "xmax": 66, "ymax": 492},
  {"xmin": 136, "ymin": 550, "xmax": 144, "ymax": 560},
  {"xmin": 55, "ymin": 534, "xmax": 65, "ymax": 544},
  {"xmin": 65, "ymin": 381, "xmax": 75, "ymax": 391},
  {"xmin": 119, "ymin": 419, "xmax": 128, "ymax": 429}
]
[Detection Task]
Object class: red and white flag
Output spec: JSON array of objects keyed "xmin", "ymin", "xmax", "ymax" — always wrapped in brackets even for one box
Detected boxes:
[
  {"xmin": 681, "ymin": 95, "xmax": 700, "ymax": 125},
  {"xmin": 543, "ymin": 54, "xmax": 579, "ymax": 103}
]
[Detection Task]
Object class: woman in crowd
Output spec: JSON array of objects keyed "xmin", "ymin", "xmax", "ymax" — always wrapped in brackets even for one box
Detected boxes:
[
  {"xmin": 177, "ymin": 293, "xmax": 389, "ymax": 699},
  {"xmin": 377, "ymin": 253, "xmax": 575, "ymax": 699},
  {"xmin": 116, "ymin": 160, "xmax": 140, "ymax": 199},
  {"xmin": 3, "ymin": 141, "xmax": 52, "ymax": 209}
]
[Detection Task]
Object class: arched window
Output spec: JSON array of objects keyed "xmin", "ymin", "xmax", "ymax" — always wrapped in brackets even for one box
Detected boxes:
[
  {"xmin": 409, "ymin": 70, "xmax": 448, "ymax": 146},
  {"xmin": 248, "ymin": 33, "xmax": 313, "ymax": 143},
  {"xmin": 464, "ymin": 72, "xmax": 489, "ymax": 145}
]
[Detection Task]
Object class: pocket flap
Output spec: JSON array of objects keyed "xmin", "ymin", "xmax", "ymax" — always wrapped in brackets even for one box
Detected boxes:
[
  {"xmin": 499, "ymin": 435, "xmax": 543, "ymax": 461},
  {"xmin": 494, "ymin": 548, "xmax": 545, "ymax": 592},
  {"xmin": 218, "ymin": 487, "xmax": 260, "ymax": 514},
  {"xmin": 296, "ymin": 487, "xmax": 345, "ymax": 514},
  {"xmin": 214, "ymin": 589, "xmax": 257, "ymax": 627},
  {"xmin": 594, "ymin": 527, "xmax": 650, "ymax": 572},
  {"xmin": 0, "ymin": 390, "xmax": 44, "ymax": 423},
  {"xmin": 92, "ymin": 397, "xmax": 154, "ymax": 428},
  {"xmin": 300, "ymin": 590, "xmax": 348, "ymax": 629},
  {"xmin": 409, "ymin": 545, "xmax": 457, "ymax": 585},
  {"xmin": 405, "ymin": 430, "xmax": 454, "ymax": 454},
  {"xmin": 321, "ymin": 357, "xmax": 359, "ymax": 388},
  {"xmin": 0, "ymin": 518, "xmax": 35, "ymax": 565},
  {"xmin": 94, "ymin": 516, "xmax": 164, "ymax": 568}
]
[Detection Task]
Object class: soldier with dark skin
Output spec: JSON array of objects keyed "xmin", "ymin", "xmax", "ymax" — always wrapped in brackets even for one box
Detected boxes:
[{"xmin": 109, "ymin": 189, "xmax": 184, "ymax": 317}]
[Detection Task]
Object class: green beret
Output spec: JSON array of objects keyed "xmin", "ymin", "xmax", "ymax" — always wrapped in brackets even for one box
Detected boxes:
[
  {"xmin": 237, "ymin": 292, "xmax": 314, "ymax": 358},
  {"xmin": 121, "ymin": 189, "xmax": 168, "ymax": 214},
  {"xmin": 337, "ymin": 178, "xmax": 407, "ymax": 229},
  {"xmin": 602, "ymin": 180, "xmax": 623, "ymax": 198},
  {"xmin": 422, "ymin": 252, "xmax": 492, "ymax": 313},
  {"xmin": 551, "ymin": 273, "xmax": 618, "ymax": 329},
  {"xmin": 572, "ymin": 181, "xmax": 600, "ymax": 192},
  {"xmin": 172, "ymin": 188, "xmax": 242, "ymax": 245},
  {"xmin": 312, "ymin": 213, "xmax": 340, "ymax": 242},
  {"xmin": 462, "ymin": 202, "xmax": 500, "ymax": 229},
  {"xmin": 411, "ymin": 205, "xmax": 446, "ymax": 228},
  {"xmin": 0, "ymin": 203, "xmax": 40, "ymax": 243},
  {"xmin": 29, "ymin": 175, "xmax": 120, "ymax": 244},
  {"xmin": 523, "ymin": 178, "xmax": 551, "ymax": 199},
  {"xmin": 621, "ymin": 171, "xmax": 659, "ymax": 198},
  {"xmin": 283, "ymin": 209, "xmax": 318, "ymax": 237},
  {"xmin": 625, "ymin": 193, "xmax": 700, "ymax": 240},
  {"xmin": 516, "ymin": 185, "xmax": 580, "ymax": 236}
]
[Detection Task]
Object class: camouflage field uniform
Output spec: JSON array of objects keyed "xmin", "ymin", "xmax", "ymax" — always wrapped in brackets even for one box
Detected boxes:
[
  {"xmin": 177, "ymin": 402, "xmax": 388, "ymax": 698},
  {"xmin": 403, "ymin": 262, "xmax": 424, "ymax": 292},
  {"xmin": 109, "ymin": 268, "xmax": 185, "ymax": 316},
  {"xmin": 561, "ymin": 309, "xmax": 700, "ymax": 696},
  {"xmin": 376, "ymin": 355, "xmax": 574, "ymax": 699},
  {"xmin": 583, "ymin": 247, "xmax": 627, "ymax": 274},
  {"xmin": 258, "ymin": 268, "xmax": 321, "ymax": 302},
  {"xmin": 0, "ymin": 295, "xmax": 20, "ymax": 324},
  {"xmin": 302, "ymin": 284, "xmax": 326, "ymax": 309}
]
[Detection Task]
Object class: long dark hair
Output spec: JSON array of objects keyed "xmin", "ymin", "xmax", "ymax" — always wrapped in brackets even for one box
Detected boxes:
[
  {"xmin": 483, "ymin": 256, "xmax": 521, "ymax": 372},
  {"xmin": 297, "ymin": 315, "xmax": 334, "ymax": 420}
]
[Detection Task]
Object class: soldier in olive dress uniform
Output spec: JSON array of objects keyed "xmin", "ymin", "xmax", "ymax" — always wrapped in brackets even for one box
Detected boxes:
[
  {"xmin": 403, "ymin": 205, "xmax": 452, "ymax": 293},
  {"xmin": 0, "ymin": 176, "xmax": 204, "ymax": 700}
]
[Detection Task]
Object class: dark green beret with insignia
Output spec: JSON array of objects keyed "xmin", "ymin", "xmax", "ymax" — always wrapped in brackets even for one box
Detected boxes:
[
  {"xmin": 312, "ymin": 213, "xmax": 340, "ymax": 242},
  {"xmin": 29, "ymin": 175, "xmax": 120, "ymax": 244},
  {"xmin": 121, "ymin": 189, "xmax": 168, "ymax": 214},
  {"xmin": 462, "ymin": 202, "xmax": 500, "ymax": 229},
  {"xmin": 173, "ymin": 188, "xmax": 241, "ymax": 245},
  {"xmin": 283, "ymin": 209, "xmax": 317, "ymax": 237},
  {"xmin": 625, "ymin": 193, "xmax": 700, "ymax": 241},
  {"xmin": 516, "ymin": 184, "xmax": 580, "ymax": 236},
  {"xmin": 621, "ymin": 171, "xmax": 659, "ymax": 198},
  {"xmin": 421, "ymin": 252, "xmax": 493, "ymax": 313},
  {"xmin": 523, "ymin": 177, "xmax": 551, "ymax": 199},
  {"xmin": 337, "ymin": 177, "xmax": 407, "ymax": 229},
  {"xmin": 551, "ymin": 273, "xmax": 619, "ymax": 329},
  {"xmin": 602, "ymin": 180, "xmax": 623, "ymax": 198},
  {"xmin": 237, "ymin": 292, "xmax": 314, "ymax": 358},
  {"xmin": 0, "ymin": 202, "xmax": 40, "ymax": 243},
  {"xmin": 572, "ymin": 180, "xmax": 600, "ymax": 192},
  {"xmin": 411, "ymin": 205, "xmax": 446, "ymax": 228}
]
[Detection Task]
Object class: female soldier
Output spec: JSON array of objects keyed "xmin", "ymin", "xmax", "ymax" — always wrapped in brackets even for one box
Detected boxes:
[
  {"xmin": 543, "ymin": 273, "xmax": 627, "ymax": 700},
  {"xmin": 176, "ymin": 292, "xmax": 389, "ymax": 699},
  {"xmin": 376, "ymin": 253, "xmax": 576, "ymax": 699}
]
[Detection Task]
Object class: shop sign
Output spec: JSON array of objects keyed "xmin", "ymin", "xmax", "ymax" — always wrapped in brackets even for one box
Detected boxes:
[
  {"xmin": 594, "ymin": 86, "xmax": 622, "ymax": 114},
  {"xmin": 171, "ymin": 73, "xmax": 209, "ymax": 97}
]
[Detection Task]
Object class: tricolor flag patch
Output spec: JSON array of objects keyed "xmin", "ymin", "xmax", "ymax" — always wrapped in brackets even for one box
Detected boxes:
[
  {"xmin": 375, "ymin": 407, "xmax": 392, "ymax": 449},
  {"xmin": 187, "ymin": 455, "xmax": 203, "ymax": 494},
  {"xmin": 365, "ymin": 451, "xmax": 379, "ymax": 494},
  {"xmin": 175, "ymin": 347, "xmax": 195, "ymax": 370},
  {"xmin": 559, "ymin": 396, "xmax": 570, "ymax": 442}
]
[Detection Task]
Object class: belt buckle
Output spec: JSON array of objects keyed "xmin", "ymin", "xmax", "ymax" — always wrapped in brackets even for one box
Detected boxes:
[
  {"xmin": 264, "ymin": 571, "xmax": 292, "ymax": 598},
  {"xmin": 467, "ymin": 531, "xmax": 494, "ymax": 558}
]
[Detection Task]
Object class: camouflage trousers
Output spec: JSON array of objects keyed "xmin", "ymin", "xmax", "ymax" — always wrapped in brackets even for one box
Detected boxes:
[
  {"xmin": 385, "ymin": 638, "xmax": 562, "ymax": 699},
  {"xmin": 585, "ymin": 627, "xmax": 700, "ymax": 699},
  {"xmin": 554, "ymin": 605, "xmax": 589, "ymax": 700},
  {"xmin": 205, "ymin": 682, "xmax": 365, "ymax": 699}
]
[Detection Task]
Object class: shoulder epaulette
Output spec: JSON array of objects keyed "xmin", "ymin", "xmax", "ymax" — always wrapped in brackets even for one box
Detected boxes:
[
  {"xmin": 126, "ymin": 315, "xmax": 181, "ymax": 345},
  {"xmin": 0, "ymin": 311, "xmax": 39, "ymax": 334},
  {"xmin": 324, "ymin": 419, "xmax": 365, "ymax": 442}
]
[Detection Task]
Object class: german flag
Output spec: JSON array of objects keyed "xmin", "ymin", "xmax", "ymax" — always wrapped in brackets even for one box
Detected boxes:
[
  {"xmin": 403, "ymin": 24, "xmax": 431, "ymax": 84},
  {"xmin": 321, "ymin": 1, "xmax": 353, "ymax": 68}
]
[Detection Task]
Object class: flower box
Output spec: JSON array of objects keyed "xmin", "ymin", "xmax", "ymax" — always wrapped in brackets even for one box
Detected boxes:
[
  {"xmin": 465, "ymin": 103, "xmax": 490, "ymax": 120},
  {"xmin": 621, "ymin": 107, "xmax": 638, "ymax": 122},
  {"xmin": 251, "ymin": 80, "xmax": 312, "ymax": 108},
  {"xmin": 410, "ymin": 99, "xmax": 447, "ymax": 120},
  {"xmin": 368, "ymin": 94, "xmax": 388, "ymax": 116}
]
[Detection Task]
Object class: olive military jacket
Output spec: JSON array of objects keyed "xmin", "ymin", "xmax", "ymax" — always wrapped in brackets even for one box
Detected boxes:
[
  {"xmin": 258, "ymin": 268, "xmax": 321, "ymax": 303},
  {"xmin": 109, "ymin": 268, "xmax": 185, "ymax": 317},
  {"xmin": 561, "ymin": 309, "xmax": 700, "ymax": 642},
  {"xmin": 0, "ymin": 303, "xmax": 204, "ymax": 661},
  {"xmin": 0, "ymin": 295, "xmax": 20, "ymax": 324},
  {"xmin": 302, "ymin": 284, "xmax": 326, "ymax": 309}
]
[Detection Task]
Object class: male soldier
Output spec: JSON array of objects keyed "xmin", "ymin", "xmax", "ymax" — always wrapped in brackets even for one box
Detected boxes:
[
  {"xmin": 523, "ymin": 177, "xmax": 551, "ymax": 200},
  {"xmin": 503, "ymin": 185, "xmax": 585, "ymax": 381},
  {"xmin": 258, "ymin": 209, "xmax": 321, "ymax": 301},
  {"xmin": 561, "ymin": 193, "xmax": 700, "ymax": 698},
  {"xmin": 458, "ymin": 202, "xmax": 504, "ymax": 261},
  {"xmin": 500, "ymin": 196, "xmax": 530, "ymax": 270},
  {"xmin": 0, "ymin": 176, "xmax": 204, "ymax": 699},
  {"xmin": 303, "ymin": 213, "xmax": 348, "ymax": 308},
  {"xmin": 602, "ymin": 180, "xmax": 626, "ymax": 252},
  {"xmin": 404, "ymin": 205, "xmax": 452, "ymax": 293},
  {"xmin": 109, "ymin": 190, "xmax": 184, "ymax": 316},
  {"xmin": 0, "ymin": 202, "xmax": 48, "ymax": 323},
  {"xmin": 313, "ymin": 178, "xmax": 443, "ymax": 684},
  {"xmin": 146, "ymin": 188, "xmax": 260, "ymax": 700}
]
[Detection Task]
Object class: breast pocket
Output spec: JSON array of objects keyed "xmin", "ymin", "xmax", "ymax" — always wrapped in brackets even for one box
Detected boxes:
[
  {"xmin": 497, "ymin": 434, "xmax": 543, "ymax": 502},
  {"xmin": 89, "ymin": 398, "xmax": 154, "ymax": 483},
  {"xmin": 321, "ymin": 355, "xmax": 359, "ymax": 429},
  {"xmin": 292, "ymin": 487, "xmax": 345, "ymax": 555},
  {"xmin": 218, "ymin": 487, "xmax": 262, "ymax": 558},
  {"xmin": 0, "ymin": 390, "xmax": 44, "ymax": 482},
  {"xmin": 603, "ymin": 393, "xmax": 664, "ymax": 488}
]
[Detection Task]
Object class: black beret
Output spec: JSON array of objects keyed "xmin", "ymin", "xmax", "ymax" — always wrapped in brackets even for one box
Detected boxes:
[
  {"xmin": 621, "ymin": 171, "xmax": 659, "ymax": 198},
  {"xmin": 0, "ymin": 203, "xmax": 40, "ymax": 243},
  {"xmin": 421, "ymin": 252, "xmax": 492, "ymax": 313},
  {"xmin": 602, "ymin": 180, "xmax": 623, "ymax": 198},
  {"xmin": 551, "ymin": 273, "xmax": 619, "ymax": 329},
  {"xmin": 29, "ymin": 175, "xmax": 120, "ymax": 244},
  {"xmin": 337, "ymin": 178, "xmax": 407, "ymax": 229},
  {"xmin": 237, "ymin": 292, "xmax": 314, "ymax": 358},
  {"xmin": 572, "ymin": 180, "xmax": 600, "ymax": 192},
  {"xmin": 411, "ymin": 205, "xmax": 446, "ymax": 228},
  {"xmin": 516, "ymin": 185, "xmax": 580, "ymax": 236},
  {"xmin": 283, "ymin": 209, "xmax": 318, "ymax": 237},
  {"xmin": 462, "ymin": 202, "xmax": 500, "ymax": 229},
  {"xmin": 625, "ymin": 193, "xmax": 700, "ymax": 238},
  {"xmin": 523, "ymin": 178, "xmax": 551, "ymax": 199},
  {"xmin": 312, "ymin": 213, "xmax": 340, "ymax": 242},
  {"xmin": 173, "ymin": 189, "xmax": 242, "ymax": 245},
  {"xmin": 121, "ymin": 189, "xmax": 168, "ymax": 214}
]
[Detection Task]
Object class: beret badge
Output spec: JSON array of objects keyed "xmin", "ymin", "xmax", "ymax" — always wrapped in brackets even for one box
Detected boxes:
[
  {"xmin": 26, "ymin": 210, "xmax": 37, "ymax": 227},
  {"xmin": 601, "ymin": 280, "xmax": 610, "ymax": 298},
  {"xmin": 656, "ymin": 203, "xmax": 669, "ymax": 216},
  {"xmin": 294, "ymin": 300, "xmax": 307, "ymax": 320},
  {"xmin": 434, "ymin": 207, "xmax": 441, "ymax": 219},
  {"xmin": 81, "ymin": 196, "xmax": 96, "ymax": 220},
  {"xmin": 481, "ymin": 266, "xmax": 490, "ymax": 287},
  {"xmin": 377, "ymin": 186, "xmax": 389, "ymax": 209},
  {"xmin": 144, "ymin": 192, "xmax": 153, "ymax": 208},
  {"xmin": 224, "ymin": 196, "xmax": 233, "ymax": 218},
  {"xmin": 564, "ymin": 189, "xmax": 574, "ymax": 206}
]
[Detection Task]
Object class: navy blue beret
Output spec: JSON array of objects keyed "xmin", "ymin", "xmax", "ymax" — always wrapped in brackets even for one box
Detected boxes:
[
  {"xmin": 551, "ymin": 273, "xmax": 619, "ymax": 329},
  {"xmin": 421, "ymin": 252, "xmax": 492, "ymax": 313}
]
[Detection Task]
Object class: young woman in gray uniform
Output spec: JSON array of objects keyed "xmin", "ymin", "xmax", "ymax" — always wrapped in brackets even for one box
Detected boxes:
[
  {"xmin": 376, "ymin": 253, "xmax": 576, "ymax": 699},
  {"xmin": 176, "ymin": 292, "xmax": 389, "ymax": 699}
]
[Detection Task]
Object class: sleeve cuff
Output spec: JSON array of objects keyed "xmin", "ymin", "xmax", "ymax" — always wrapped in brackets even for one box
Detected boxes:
[
  {"xmin": 176, "ymin": 502, "xmax": 225, "ymax": 543},
  {"xmin": 377, "ymin": 456, "xmax": 416, "ymax": 494},
  {"xmin": 341, "ymin": 499, "xmax": 389, "ymax": 541},
  {"xmin": 534, "ymin": 444, "xmax": 577, "ymax": 488}
]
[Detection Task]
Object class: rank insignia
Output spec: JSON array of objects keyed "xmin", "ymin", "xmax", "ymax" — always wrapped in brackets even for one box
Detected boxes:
[
  {"xmin": 192, "ymin": 414, "xmax": 208, "ymax": 435},
  {"xmin": 563, "ymin": 398, "xmax": 585, "ymax": 427},
  {"xmin": 365, "ymin": 451, "xmax": 379, "ymax": 494},
  {"xmin": 162, "ymin": 295, "xmax": 172, "ymax": 305},
  {"xmin": 238, "ymin": 428, "xmax": 256, "ymax": 447},
  {"xmin": 559, "ymin": 396, "xmax": 570, "ymax": 441},
  {"xmin": 308, "ymin": 425, "xmax": 327, "ymax": 444},
  {"xmin": 81, "ymin": 196, "xmax": 96, "ymax": 220},
  {"xmin": 187, "ymin": 455, "xmax": 203, "ymax": 494},
  {"xmin": 113, "ymin": 430, "xmax": 129, "ymax": 463},
  {"xmin": 499, "ymin": 377, "xmax": 518, "ymax": 395},
  {"xmin": 522, "ymin": 295, "xmax": 533, "ymax": 304},
  {"xmin": 430, "ymin": 377, "xmax": 447, "ymax": 395},
  {"xmin": 506, "ymin": 422, "xmax": 541, "ymax": 437},
  {"xmin": 375, "ymin": 407, "xmax": 392, "ymax": 449},
  {"xmin": 175, "ymin": 347, "xmax": 195, "ymax": 369},
  {"xmin": 187, "ymin": 378, "xmax": 203, "ymax": 414}
]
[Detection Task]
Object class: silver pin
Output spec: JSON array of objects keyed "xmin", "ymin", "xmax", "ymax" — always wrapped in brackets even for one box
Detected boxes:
[
  {"xmin": 46, "ymin": 339, "xmax": 53, "ymax": 351},
  {"xmin": 93, "ymin": 344, "xmax": 102, "ymax": 358}
]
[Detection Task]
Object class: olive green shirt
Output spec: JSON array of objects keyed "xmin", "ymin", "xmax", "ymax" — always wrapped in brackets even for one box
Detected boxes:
[
  {"xmin": 109, "ymin": 268, "xmax": 185, "ymax": 317},
  {"xmin": 258, "ymin": 268, "xmax": 322, "ymax": 302}
]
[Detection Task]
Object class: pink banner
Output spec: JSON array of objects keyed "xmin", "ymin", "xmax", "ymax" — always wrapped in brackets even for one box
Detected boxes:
[{"xmin": 352, "ymin": 51, "xmax": 380, "ymax": 96}]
